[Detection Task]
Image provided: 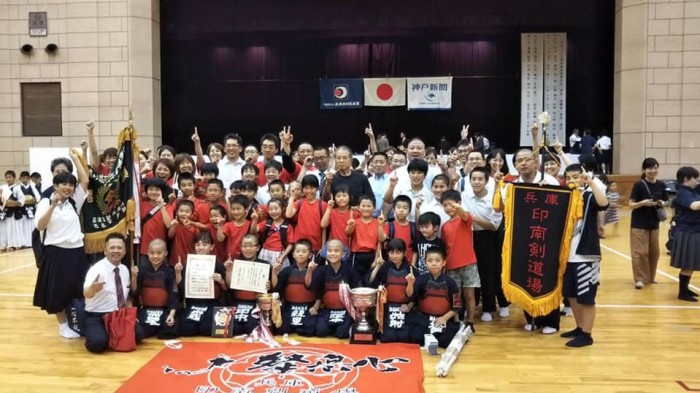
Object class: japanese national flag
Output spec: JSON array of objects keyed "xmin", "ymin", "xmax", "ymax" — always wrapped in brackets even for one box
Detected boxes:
[{"xmin": 363, "ymin": 78, "xmax": 406, "ymax": 107}]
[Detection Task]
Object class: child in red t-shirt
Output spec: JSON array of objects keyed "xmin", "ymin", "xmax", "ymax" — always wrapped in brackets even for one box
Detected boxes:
[
  {"xmin": 139, "ymin": 178, "xmax": 173, "ymax": 265},
  {"xmin": 321, "ymin": 186, "xmax": 357, "ymax": 250},
  {"xmin": 346, "ymin": 195, "xmax": 386, "ymax": 280},
  {"xmin": 285, "ymin": 175, "xmax": 327, "ymax": 254},
  {"xmin": 257, "ymin": 198, "xmax": 294, "ymax": 268},
  {"xmin": 168, "ymin": 172, "xmax": 201, "ymax": 216},
  {"xmin": 384, "ymin": 195, "xmax": 417, "ymax": 265},
  {"xmin": 205, "ymin": 205, "xmax": 228, "ymax": 263},
  {"xmin": 440, "ymin": 189, "xmax": 478, "ymax": 330},
  {"xmin": 167, "ymin": 199, "xmax": 198, "ymax": 267},
  {"xmin": 218, "ymin": 194, "xmax": 258, "ymax": 260},
  {"xmin": 194, "ymin": 178, "xmax": 227, "ymax": 227},
  {"xmin": 196, "ymin": 163, "xmax": 219, "ymax": 201}
]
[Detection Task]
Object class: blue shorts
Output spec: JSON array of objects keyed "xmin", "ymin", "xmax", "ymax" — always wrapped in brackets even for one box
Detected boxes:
[{"xmin": 563, "ymin": 261, "xmax": 600, "ymax": 305}]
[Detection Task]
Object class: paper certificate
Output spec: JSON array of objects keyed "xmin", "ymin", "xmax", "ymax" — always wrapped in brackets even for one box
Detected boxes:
[
  {"xmin": 185, "ymin": 254, "xmax": 216, "ymax": 299},
  {"xmin": 230, "ymin": 259, "xmax": 270, "ymax": 294}
]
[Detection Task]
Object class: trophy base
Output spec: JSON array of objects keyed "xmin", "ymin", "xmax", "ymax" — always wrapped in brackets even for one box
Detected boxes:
[{"xmin": 350, "ymin": 328, "xmax": 377, "ymax": 345}]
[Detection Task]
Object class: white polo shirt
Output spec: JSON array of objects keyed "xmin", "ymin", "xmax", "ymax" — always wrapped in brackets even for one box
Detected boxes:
[
  {"xmin": 463, "ymin": 191, "xmax": 503, "ymax": 231},
  {"xmin": 34, "ymin": 185, "xmax": 87, "ymax": 248},
  {"xmin": 84, "ymin": 257, "xmax": 130, "ymax": 313}
]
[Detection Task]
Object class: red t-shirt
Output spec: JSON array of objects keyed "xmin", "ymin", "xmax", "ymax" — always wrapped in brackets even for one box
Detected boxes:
[
  {"xmin": 194, "ymin": 200, "xmax": 227, "ymax": 225},
  {"xmin": 292, "ymin": 199, "xmax": 326, "ymax": 251},
  {"xmin": 139, "ymin": 201, "xmax": 167, "ymax": 255},
  {"xmin": 257, "ymin": 220, "xmax": 295, "ymax": 251},
  {"xmin": 351, "ymin": 218, "xmax": 379, "ymax": 253},
  {"xmin": 383, "ymin": 221, "xmax": 415, "ymax": 262},
  {"xmin": 167, "ymin": 197, "xmax": 202, "ymax": 219},
  {"xmin": 206, "ymin": 223, "xmax": 228, "ymax": 262},
  {"xmin": 255, "ymin": 161, "xmax": 302, "ymax": 186},
  {"xmin": 328, "ymin": 209, "xmax": 357, "ymax": 249},
  {"xmin": 441, "ymin": 216, "xmax": 477, "ymax": 270},
  {"xmin": 169, "ymin": 224, "xmax": 198, "ymax": 267},
  {"xmin": 195, "ymin": 179, "xmax": 208, "ymax": 201},
  {"xmin": 222, "ymin": 220, "xmax": 252, "ymax": 259}
]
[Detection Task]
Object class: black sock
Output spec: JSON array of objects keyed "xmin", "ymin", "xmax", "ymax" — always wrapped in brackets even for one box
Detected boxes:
[
  {"xmin": 679, "ymin": 274, "xmax": 690, "ymax": 295},
  {"xmin": 580, "ymin": 331, "xmax": 591, "ymax": 338}
]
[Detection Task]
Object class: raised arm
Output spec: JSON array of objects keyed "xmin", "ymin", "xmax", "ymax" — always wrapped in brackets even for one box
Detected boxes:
[
  {"xmin": 69, "ymin": 148, "xmax": 89, "ymax": 192},
  {"xmin": 85, "ymin": 120, "xmax": 101, "ymax": 173},
  {"xmin": 365, "ymin": 124, "xmax": 377, "ymax": 154},
  {"xmin": 192, "ymin": 127, "xmax": 206, "ymax": 173}
]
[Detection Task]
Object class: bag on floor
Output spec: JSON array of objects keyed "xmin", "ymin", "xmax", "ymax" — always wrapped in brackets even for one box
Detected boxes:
[{"xmin": 103, "ymin": 307, "xmax": 138, "ymax": 352}]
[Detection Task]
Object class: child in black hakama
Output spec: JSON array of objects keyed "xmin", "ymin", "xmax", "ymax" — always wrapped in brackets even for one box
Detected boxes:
[
  {"xmin": 407, "ymin": 246, "xmax": 461, "ymax": 348},
  {"xmin": 367, "ymin": 239, "xmax": 415, "ymax": 343},
  {"xmin": 272, "ymin": 239, "xmax": 319, "ymax": 336},
  {"xmin": 224, "ymin": 234, "xmax": 272, "ymax": 335},
  {"xmin": 177, "ymin": 232, "xmax": 228, "ymax": 336},
  {"xmin": 311, "ymin": 239, "xmax": 362, "ymax": 339},
  {"xmin": 132, "ymin": 239, "xmax": 179, "ymax": 339}
]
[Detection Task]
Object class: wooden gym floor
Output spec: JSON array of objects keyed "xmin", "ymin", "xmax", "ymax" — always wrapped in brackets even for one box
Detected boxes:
[{"xmin": 0, "ymin": 211, "xmax": 698, "ymax": 393}]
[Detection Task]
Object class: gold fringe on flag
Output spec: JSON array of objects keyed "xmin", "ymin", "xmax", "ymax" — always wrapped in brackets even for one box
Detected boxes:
[
  {"xmin": 500, "ymin": 184, "xmax": 583, "ymax": 317},
  {"xmin": 84, "ymin": 219, "xmax": 127, "ymax": 254}
]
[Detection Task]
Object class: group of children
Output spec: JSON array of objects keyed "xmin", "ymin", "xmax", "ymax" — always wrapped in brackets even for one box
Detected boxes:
[
  {"xmin": 0, "ymin": 171, "xmax": 42, "ymax": 251},
  {"xmin": 127, "ymin": 157, "xmax": 501, "ymax": 348}
]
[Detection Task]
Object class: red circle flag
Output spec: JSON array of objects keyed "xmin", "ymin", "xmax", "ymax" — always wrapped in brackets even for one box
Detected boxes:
[{"xmin": 376, "ymin": 83, "xmax": 394, "ymax": 101}]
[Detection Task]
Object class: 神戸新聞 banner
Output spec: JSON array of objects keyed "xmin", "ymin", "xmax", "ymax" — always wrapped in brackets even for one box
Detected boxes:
[
  {"xmin": 501, "ymin": 183, "xmax": 581, "ymax": 317},
  {"xmin": 406, "ymin": 77, "xmax": 453, "ymax": 110}
]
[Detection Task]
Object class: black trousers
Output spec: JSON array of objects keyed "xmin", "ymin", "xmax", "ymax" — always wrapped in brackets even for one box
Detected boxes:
[
  {"xmin": 84, "ymin": 311, "xmax": 144, "ymax": 353},
  {"xmin": 495, "ymin": 223, "xmax": 510, "ymax": 308},
  {"xmin": 474, "ymin": 230, "xmax": 498, "ymax": 312}
]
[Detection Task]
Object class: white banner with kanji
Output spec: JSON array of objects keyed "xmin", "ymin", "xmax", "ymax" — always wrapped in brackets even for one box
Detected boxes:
[
  {"xmin": 543, "ymin": 33, "xmax": 567, "ymax": 146},
  {"xmin": 406, "ymin": 77, "xmax": 453, "ymax": 110},
  {"xmin": 520, "ymin": 33, "xmax": 544, "ymax": 146}
]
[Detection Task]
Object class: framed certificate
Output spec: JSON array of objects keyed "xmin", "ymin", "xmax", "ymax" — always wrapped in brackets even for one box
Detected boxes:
[
  {"xmin": 229, "ymin": 259, "xmax": 270, "ymax": 294},
  {"xmin": 185, "ymin": 254, "xmax": 216, "ymax": 299}
]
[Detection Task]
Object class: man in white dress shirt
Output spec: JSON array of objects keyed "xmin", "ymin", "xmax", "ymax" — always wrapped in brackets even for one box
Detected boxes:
[
  {"xmin": 217, "ymin": 133, "xmax": 246, "ymax": 190},
  {"xmin": 83, "ymin": 233, "xmax": 143, "ymax": 353}
]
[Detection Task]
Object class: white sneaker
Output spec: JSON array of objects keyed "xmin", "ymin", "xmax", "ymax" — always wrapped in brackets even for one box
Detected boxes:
[
  {"xmin": 635, "ymin": 281, "xmax": 644, "ymax": 289},
  {"xmin": 499, "ymin": 307, "xmax": 510, "ymax": 318},
  {"xmin": 481, "ymin": 312, "xmax": 493, "ymax": 322},
  {"xmin": 59, "ymin": 324, "xmax": 81, "ymax": 339},
  {"xmin": 542, "ymin": 326, "xmax": 558, "ymax": 335},
  {"xmin": 563, "ymin": 307, "xmax": 573, "ymax": 316},
  {"xmin": 523, "ymin": 324, "xmax": 536, "ymax": 331}
]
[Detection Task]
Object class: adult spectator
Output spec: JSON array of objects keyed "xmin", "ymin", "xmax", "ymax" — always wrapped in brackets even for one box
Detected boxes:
[
  {"xmin": 368, "ymin": 152, "xmax": 390, "ymax": 217},
  {"xmin": 596, "ymin": 131, "xmax": 612, "ymax": 174},
  {"xmin": 329, "ymin": 146, "xmax": 373, "ymax": 206},
  {"xmin": 83, "ymin": 233, "xmax": 145, "ymax": 353},
  {"xmin": 217, "ymin": 133, "xmax": 246, "ymax": 190},
  {"xmin": 376, "ymin": 133, "xmax": 390, "ymax": 153},
  {"xmin": 437, "ymin": 136, "xmax": 452, "ymax": 155},
  {"xmin": 192, "ymin": 127, "xmax": 225, "ymax": 172},
  {"xmin": 313, "ymin": 146, "xmax": 333, "ymax": 199},
  {"xmin": 569, "ymin": 128, "xmax": 581, "ymax": 154},
  {"xmin": 32, "ymin": 149, "xmax": 90, "ymax": 339},
  {"xmin": 670, "ymin": 166, "xmax": 700, "ymax": 302},
  {"xmin": 628, "ymin": 158, "xmax": 668, "ymax": 290},
  {"xmin": 579, "ymin": 129, "xmax": 596, "ymax": 155},
  {"xmin": 394, "ymin": 138, "xmax": 443, "ymax": 190},
  {"xmin": 254, "ymin": 130, "xmax": 300, "ymax": 186}
]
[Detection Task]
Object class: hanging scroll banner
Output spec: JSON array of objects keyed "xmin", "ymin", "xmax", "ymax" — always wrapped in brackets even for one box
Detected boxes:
[{"xmin": 501, "ymin": 183, "xmax": 582, "ymax": 316}]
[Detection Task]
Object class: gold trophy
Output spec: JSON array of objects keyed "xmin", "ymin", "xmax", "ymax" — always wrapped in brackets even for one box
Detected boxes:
[
  {"xmin": 349, "ymin": 287, "xmax": 378, "ymax": 344},
  {"xmin": 257, "ymin": 293, "xmax": 273, "ymax": 327}
]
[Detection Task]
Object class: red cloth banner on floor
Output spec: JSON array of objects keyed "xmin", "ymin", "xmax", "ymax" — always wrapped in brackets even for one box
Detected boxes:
[{"xmin": 118, "ymin": 342, "xmax": 425, "ymax": 393}]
